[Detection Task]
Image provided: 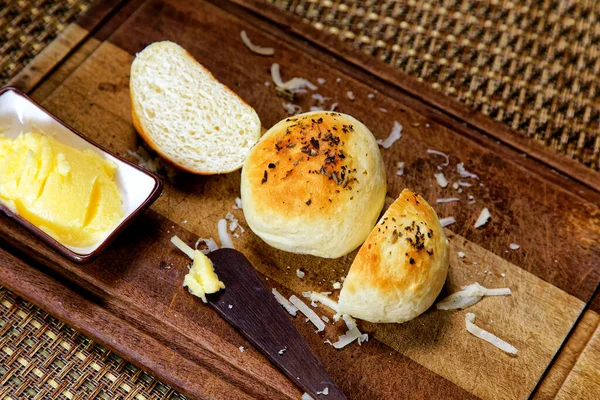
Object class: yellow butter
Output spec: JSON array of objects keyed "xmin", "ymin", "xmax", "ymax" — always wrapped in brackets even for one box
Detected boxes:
[
  {"xmin": 183, "ymin": 250, "xmax": 225, "ymax": 302},
  {"xmin": 0, "ymin": 132, "xmax": 123, "ymax": 247}
]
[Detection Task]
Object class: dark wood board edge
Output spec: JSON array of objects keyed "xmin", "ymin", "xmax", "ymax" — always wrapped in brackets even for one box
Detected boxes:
[
  {"xmin": 76, "ymin": 0, "xmax": 129, "ymax": 32},
  {"xmin": 0, "ymin": 214, "xmax": 299, "ymax": 400},
  {"xmin": 0, "ymin": 248, "xmax": 237, "ymax": 400},
  {"xmin": 531, "ymin": 283, "xmax": 600, "ymax": 398},
  {"xmin": 0, "ymin": 245, "xmax": 296, "ymax": 400},
  {"xmin": 226, "ymin": 0, "xmax": 600, "ymax": 195}
]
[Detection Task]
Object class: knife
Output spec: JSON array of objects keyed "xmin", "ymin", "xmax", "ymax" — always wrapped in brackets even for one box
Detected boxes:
[{"xmin": 206, "ymin": 248, "xmax": 346, "ymax": 400}]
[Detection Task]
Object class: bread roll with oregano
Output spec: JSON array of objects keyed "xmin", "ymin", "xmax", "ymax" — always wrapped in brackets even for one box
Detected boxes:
[
  {"xmin": 338, "ymin": 189, "xmax": 450, "ymax": 323},
  {"xmin": 130, "ymin": 41, "xmax": 261, "ymax": 174},
  {"xmin": 241, "ymin": 111, "xmax": 386, "ymax": 258}
]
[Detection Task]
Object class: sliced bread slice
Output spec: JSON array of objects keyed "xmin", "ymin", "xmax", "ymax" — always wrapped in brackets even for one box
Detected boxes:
[{"xmin": 130, "ymin": 41, "xmax": 261, "ymax": 174}]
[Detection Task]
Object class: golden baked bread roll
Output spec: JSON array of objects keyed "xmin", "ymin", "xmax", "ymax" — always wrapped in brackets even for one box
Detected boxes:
[
  {"xmin": 241, "ymin": 111, "xmax": 386, "ymax": 258},
  {"xmin": 338, "ymin": 189, "xmax": 449, "ymax": 323}
]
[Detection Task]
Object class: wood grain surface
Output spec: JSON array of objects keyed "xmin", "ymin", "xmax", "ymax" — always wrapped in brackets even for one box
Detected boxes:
[
  {"xmin": 555, "ymin": 316, "xmax": 600, "ymax": 399},
  {"xmin": 534, "ymin": 309, "xmax": 600, "ymax": 399},
  {"xmin": 1, "ymin": 0, "xmax": 599, "ymax": 399},
  {"xmin": 230, "ymin": 0, "xmax": 600, "ymax": 194}
]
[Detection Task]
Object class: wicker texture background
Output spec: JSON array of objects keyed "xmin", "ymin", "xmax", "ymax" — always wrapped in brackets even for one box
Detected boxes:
[
  {"xmin": 269, "ymin": 0, "xmax": 600, "ymax": 171},
  {"xmin": 0, "ymin": 0, "xmax": 93, "ymax": 84},
  {"xmin": 0, "ymin": 2, "xmax": 185, "ymax": 398},
  {"xmin": 0, "ymin": 287, "xmax": 185, "ymax": 400}
]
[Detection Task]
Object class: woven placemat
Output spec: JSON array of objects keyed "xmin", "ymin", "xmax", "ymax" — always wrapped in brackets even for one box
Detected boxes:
[
  {"xmin": 0, "ymin": 287, "xmax": 186, "ymax": 400},
  {"xmin": 268, "ymin": 0, "xmax": 600, "ymax": 171},
  {"xmin": 0, "ymin": 0, "xmax": 93, "ymax": 85}
]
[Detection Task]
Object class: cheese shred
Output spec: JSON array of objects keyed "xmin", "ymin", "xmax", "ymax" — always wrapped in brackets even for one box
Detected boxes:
[
  {"xmin": 465, "ymin": 313, "xmax": 518, "ymax": 355},
  {"xmin": 437, "ymin": 282, "xmax": 511, "ymax": 310},
  {"xmin": 170, "ymin": 236, "xmax": 195, "ymax": 260},
  {"xmin": 272, "ymin": 288, "xmax": 298, "ymax": 317},
  {"xmin": 240, "ymin": 30, "xmax": 275, "ymax": 56},
  {"xmin": 289, "ymin": 295, "xmax": 326, "ymax": 332}
]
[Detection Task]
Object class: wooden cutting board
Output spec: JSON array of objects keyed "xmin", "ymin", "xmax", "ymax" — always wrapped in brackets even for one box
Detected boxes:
[{"xmin": 2, "ymin": 0, "xmax": 600, "ymax": 399}]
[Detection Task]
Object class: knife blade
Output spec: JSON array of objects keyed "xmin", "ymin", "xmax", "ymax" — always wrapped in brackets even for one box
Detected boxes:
[{"xmin": 207, "ymin": 248, "xmax": 346, "ymax": 400}]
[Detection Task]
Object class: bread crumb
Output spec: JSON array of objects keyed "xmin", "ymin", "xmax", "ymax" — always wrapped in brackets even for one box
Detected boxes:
[
  {"xmin": 458, "ymin": 251, "xmax": 465, "ymax": 258},
  {"xmin": 239, "ymin": 346, "xmax": 245, "ymax": 352}
]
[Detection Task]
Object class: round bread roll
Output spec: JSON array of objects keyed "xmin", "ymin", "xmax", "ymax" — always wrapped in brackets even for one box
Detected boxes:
[
  {"xmin": 338, "ymin": 189, "xmax": 449, "ymax": 323},
  {"xmin": 241, "ymin": 111, "xmax": 386, "ymax": 258}
]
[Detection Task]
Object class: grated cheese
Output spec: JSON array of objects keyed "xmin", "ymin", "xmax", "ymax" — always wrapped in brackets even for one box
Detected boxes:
[
  {"xmin": 271, "ymin": 63, "xmax": 317, "ymax": 97},
  {"xmin": 289, "ymin": 295, "xmax": 326, "ymax": 332},
  {"xmin": 282, "ymin": 102, "xmax": 302, "ymax": 115},
  {"xmin": 317, "ymin": 387, "xmax": 329, "ymax": 395},
  {"xmin": 127, "ymin": 146, "xmax": 177, "ymax": 182},
  {"xmin": 225, "ymin": 212, "xmax": 244, "ymax": 234},
  {"xmin": 333, "ymin": 326, "xmax": 362, "ymax": 349},
  {"xmin": 434, "ymin": 173, "xmax": 448, "ymax": 188},
  {"xmin": 171, "ymin": 236, "xmax": 195, "ymax": 260},
  {"xmin": 311, "ymin": 93, "xmax": 330, "ymax": 104},
  {"xmin": 377, "ymin": 121, "xmax": 402, "ymax": 149},
  {"xmin": 458, "ymin": 251, "xmax": 465, "ymax": 258},
  {"xmin": 346, "ymin": 91, "xmax": 355, "ymax": 100},
  {"xmin": 368, "ymin": 93, "xmax": 375, "ymax": 99},
  {"xmin": 458, "ymin": 181, "xmax": 472, "ymax": 187},
  {"xmin": 309, "ymin": 106, "xmax": 324, "ymax": 111},
  {"xmin": 218, "ymin": 219, "xmax": 234, "ymax": 248},
  {"xmin": 437, "ymin": 283, "xmax": 511, "ymax": 310},
  {"xmin": 240, "ymin": 30, "xmax": 275, "ymax": 56},
  {"xmin": 302, "ymin": 393, "xmax": 314, "ymax": 400},
  {"xmin": 332, "ymin": 282, "xmax": 341, "ymax": 289},
  {"xmin": 509, "ymin": 243, "xmax": 520, "ymax": 250},
  {"xmin": 233, "ymin": 197, "xmax": 243, "ymax": 209},
  {"xmin": 309, "ymin": 292, "xmax": 339, "ymax": 312},
  {"xmin": 457, "ymin": 162, "xmax": 479, "ymax": 179},
  {"xmin": 465, "ymin": 313, "xmax": 518, "ymax": 355},
  {"xmin": 329, "ymin": 102, "xmax": 338, "ymax": 111},
  {"xmin": 272, "ymin": 288, "xmax": 298, "ymax": 316},
  {"xmin": 342, "ymin": 314, "xmax": 357, "ymax": 330},
  {"xmin": 427, "ymin": 149, "xmax": 450, "ymax": 169},
  {"xmin": 396, "ymin": 161, "xmax": 405, "ymax": 176},
  {"xmin": 296, "ymin": 269, "xmax": 305, "ymax": 279},
  {"xmin": 194, "ymin": 237, "xmax": 219, "ymax": 254},
  {"xmin": 437, "ymin": 197, "xmax": 459, "ymax": 203},
  {"xmin": 474, "ymin": 208, "xmax": 491, "ymax": 228},
  {"xmin": 317, "ymin": 78, "xmax": 326, "ymax": 84},
  {"xmin": 440, "ymin": 216, "xmax": 456, "ymax": 227}
]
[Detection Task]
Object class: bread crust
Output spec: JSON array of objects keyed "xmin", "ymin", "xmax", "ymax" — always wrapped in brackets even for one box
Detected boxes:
[
  {"xmin": 241, "ymin": 111, "xmax": 387, "ymax": 258},
  {"xmin": 129, "ymin": 41, "xmax": 261, "ymax": 175},
  {"xmin": 338, "ymin": 189, "xmax": 450, "ymax": 323}
]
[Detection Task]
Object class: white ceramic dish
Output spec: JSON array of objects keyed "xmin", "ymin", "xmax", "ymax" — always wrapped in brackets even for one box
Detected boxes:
[{"xmin": 0, "ymin": 87, "xmax": 162, "ymax": 263}]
